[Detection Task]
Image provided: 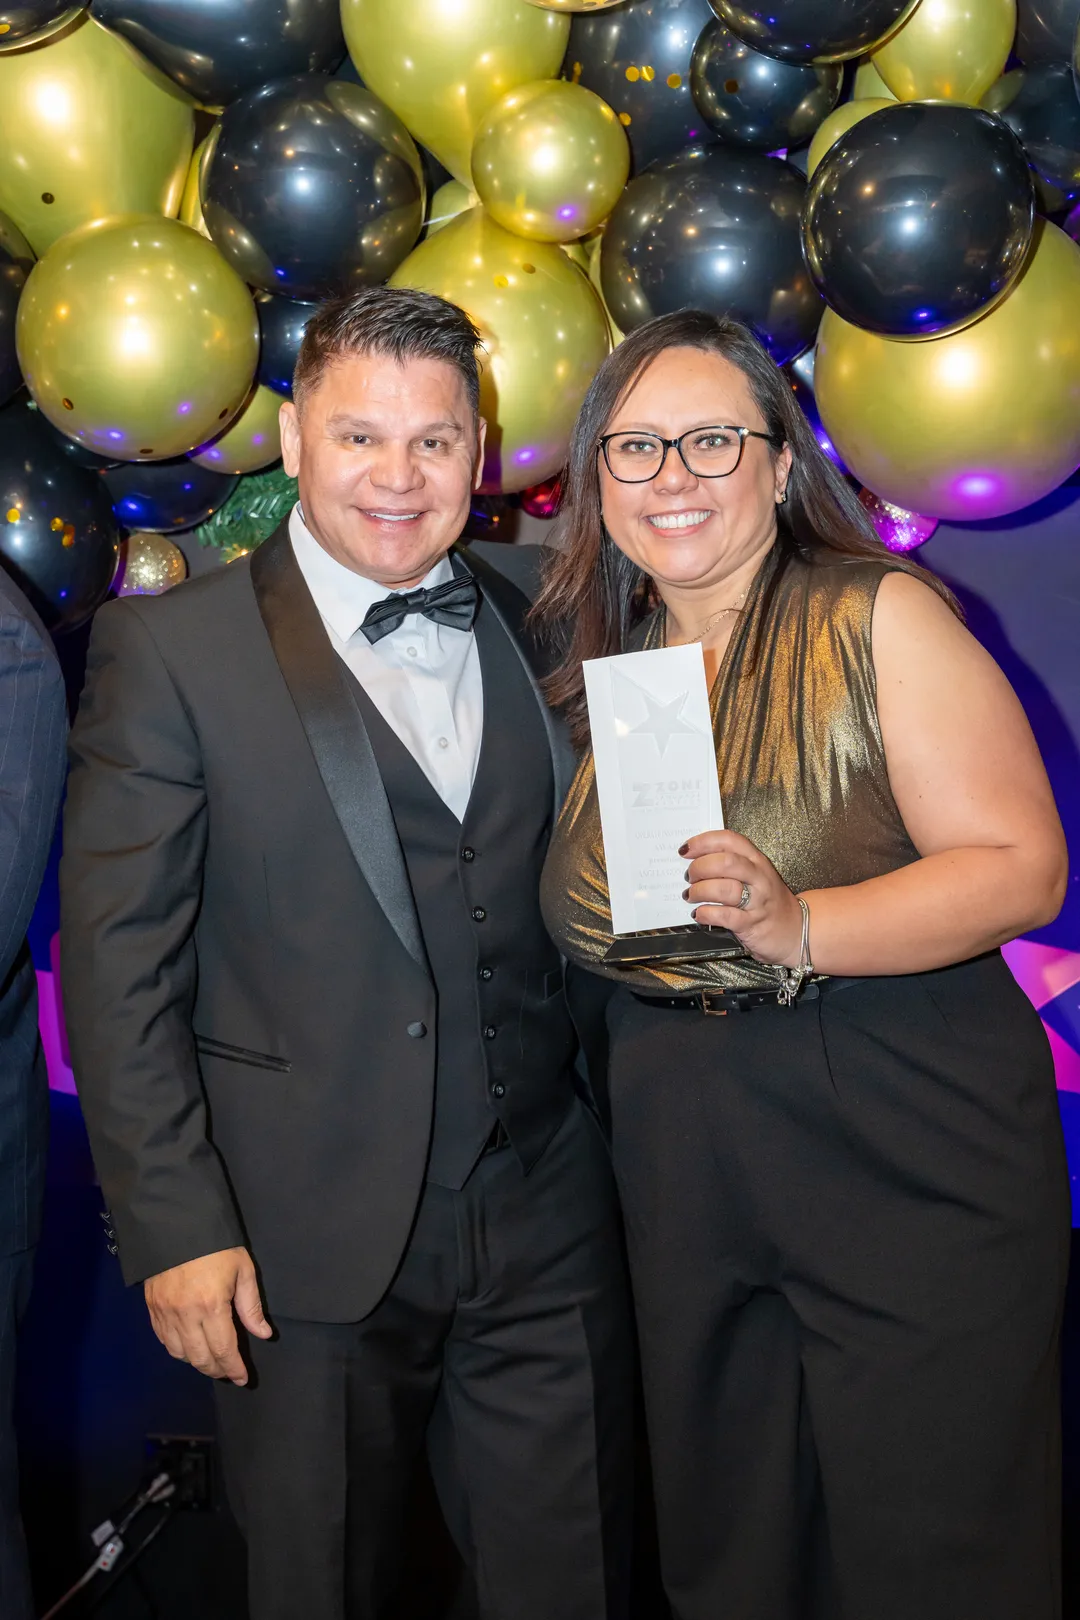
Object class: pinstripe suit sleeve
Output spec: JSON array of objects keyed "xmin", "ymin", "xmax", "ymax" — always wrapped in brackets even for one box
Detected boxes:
[{"xmin": 0, "ymin": 607, "xmax": 66, "ymax": 986}]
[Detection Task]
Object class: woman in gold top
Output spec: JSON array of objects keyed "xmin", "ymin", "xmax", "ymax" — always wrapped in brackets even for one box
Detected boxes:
[{"xmin": 537, "ymin": 310, "xmax": 1069, "ymax": 1620}]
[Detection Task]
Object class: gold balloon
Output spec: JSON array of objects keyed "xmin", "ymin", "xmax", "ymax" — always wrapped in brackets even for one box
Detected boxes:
[
  {"xmin": 0, "ymin": 15, "xmax": 193, "ymax": 254},
  {"xmin": 117, "ymin": 532, "xmax": 188, "ymax": 596},
  {"xmin": 872, "ymin": 0, "xmax": 1015, "ymax": 104},
  {"xmin": 852, "ymin": 59, "xmax": 897, "ymax": 99},
  {"xmin": 525, "ymin": 0, "xmax": 623, "ymax": 9},
  {"xmin": 425, "ymin": 179, "xmax": 477, "ymax": 239},
  {"xmin": 471, "ymin": 79, "xmax": 630, "ymax": 243},
  {"xmin": 390, "ymin": 207, "xmax": 609, "ymax": 492},
  {"xmin": 190, "ymin": 384, "xmax": 282, "ymax": 474},
  {"xmin": 807, "ymin": 97, "xmax": 894, "ymax": 177},
  {"xmin": 179, "ymin": 123, "xmax": 218, "ymax": 240},
  {"xmin": 340, "ymin": 0, "xmax": 569, "ymax": 186},
  {"xmin": 814, "ymin": 221, "xmax": 1080, "ymax": 520},
  {"xmin": 17, "ymin": 213, "xmax": 258, "ymax": 461}
]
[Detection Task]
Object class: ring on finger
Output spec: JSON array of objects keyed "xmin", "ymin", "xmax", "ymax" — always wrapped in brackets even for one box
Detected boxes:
[{"xmin": 737, "ymin": 881, "xmax": 752, "ymax": 911}]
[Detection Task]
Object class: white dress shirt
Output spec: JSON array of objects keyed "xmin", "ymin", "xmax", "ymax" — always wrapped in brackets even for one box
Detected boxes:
[{"xmin": 289, "ymin": 506, "xmax": 484, "ymax": 821}]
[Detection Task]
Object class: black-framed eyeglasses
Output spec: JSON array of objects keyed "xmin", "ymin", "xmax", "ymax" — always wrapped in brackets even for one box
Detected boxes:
[{"xmin": 597, "ymin": 425, "xmax": 779, "ymax": 484}]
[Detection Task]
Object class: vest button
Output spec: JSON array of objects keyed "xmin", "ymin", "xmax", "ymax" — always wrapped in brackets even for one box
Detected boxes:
[
  {"xmin": 461, "ymin": 847, "xmax": 475, "ymax": 862},
  {"xmin": 471, "ymin": 906, "xmax": 486, "ymax": 922},
  {"xmin": 484, "ymin": 1025, "xmax": 497, "ymax": 1040},
  {"xmin": 406, "ymin": 1021, "xmax": 427, "ymax": 1039},
  {"xmin": 479, "ymin": 966, "xmax": 493, "ymax": 981},
  {"xmin": 491, "ymin": 1082, "xmax": 506, "ymax": 1099}
]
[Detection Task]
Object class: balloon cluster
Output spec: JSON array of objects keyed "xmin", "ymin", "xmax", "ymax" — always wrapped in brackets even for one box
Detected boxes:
[{"xmin": 1, "ymin": 0, "xmax": 1079, "ymax": 630}]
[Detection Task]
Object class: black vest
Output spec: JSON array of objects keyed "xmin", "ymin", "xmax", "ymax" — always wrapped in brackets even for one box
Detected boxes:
[{"xmin": 347, "ymin": 589, "xmax": 577, "ymax": 1188}]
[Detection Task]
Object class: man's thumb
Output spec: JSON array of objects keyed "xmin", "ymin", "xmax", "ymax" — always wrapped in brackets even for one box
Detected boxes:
[{"xmin": 234, "ymin": 1262, "xmax": 273, "ymax": 1338}]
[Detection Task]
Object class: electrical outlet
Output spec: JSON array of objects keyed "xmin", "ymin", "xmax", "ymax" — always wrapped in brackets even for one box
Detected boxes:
[{"xmin": 144, "ymin": 1434, "xmax": 216, "ymax": 1511}]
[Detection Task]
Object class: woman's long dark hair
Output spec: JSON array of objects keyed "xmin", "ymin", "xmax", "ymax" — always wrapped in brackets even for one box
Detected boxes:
[{"xmin": 532, "ymin": 310, "xmax": 958, "ymax": 748}]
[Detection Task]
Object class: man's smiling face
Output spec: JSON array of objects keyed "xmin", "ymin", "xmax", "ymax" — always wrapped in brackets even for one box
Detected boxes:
[{"xmin": 279, "ymin": 348, "xmax": 486, "ymax": 588}]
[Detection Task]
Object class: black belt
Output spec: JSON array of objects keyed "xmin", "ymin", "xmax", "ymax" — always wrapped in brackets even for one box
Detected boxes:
[{"xmin": 631, "ymin": 977, "xmax": 864, "ymax": 1016}]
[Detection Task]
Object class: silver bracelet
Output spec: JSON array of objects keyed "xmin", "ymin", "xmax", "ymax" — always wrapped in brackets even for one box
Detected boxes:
[{"xmin": 777, "ymin": 897, "xmax": 813, "ymax": 1008}]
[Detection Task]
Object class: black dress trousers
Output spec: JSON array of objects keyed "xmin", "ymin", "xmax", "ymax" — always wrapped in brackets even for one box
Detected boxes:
[
  {"xmin": 607, "ymin": 952, "xmax": 1070, "ymax": 1620},
  {"xmin": 214, "ymin": 1100, "xmax": 634, "ymax": 1620}
]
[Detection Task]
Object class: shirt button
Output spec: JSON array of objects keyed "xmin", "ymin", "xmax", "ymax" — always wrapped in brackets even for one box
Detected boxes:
[
  {"xmin": 437, "ymin": 737, "xmax": 449, "ymax": 750},
  {"xmin": 461, "ymin": 848, "xmax": 475, "ymax": 862},
  {"xmin": 407, "ymin": 646, "xmax": 419, "ymax": 658},
  {"xmin": 406, "ymin": 1021, "xmax": 427, "ymax": 1039},
  {"xmin": 479, "ymin": 966, "xmax": 493, "ymax": 981},
  {"xmin": 484, "ymin": 1025, "xmax": 497, "ymax": 1040},
  {"xmin": 491, "ymin": 1082, "xmax": 506, "ymax": 1099},
  {"xmin": 472, "ymin": 907, "xmax": 486, "ymax": 922}
]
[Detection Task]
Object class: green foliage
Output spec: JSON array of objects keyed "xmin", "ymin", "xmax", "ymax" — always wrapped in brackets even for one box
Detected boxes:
[{"xmin": 194, "ymin": 462, "xmax": 298, "ymax": 555}]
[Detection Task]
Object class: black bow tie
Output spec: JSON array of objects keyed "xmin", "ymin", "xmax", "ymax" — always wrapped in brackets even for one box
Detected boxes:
[{"xmin": 359, "ymin": 575, "xmax": 480, "ymax": 645}]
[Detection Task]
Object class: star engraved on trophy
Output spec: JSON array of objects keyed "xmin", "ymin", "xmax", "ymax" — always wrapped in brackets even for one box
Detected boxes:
[{"xmin": 628, "ymin": 686, "xmax": 699, "ymax": 757}]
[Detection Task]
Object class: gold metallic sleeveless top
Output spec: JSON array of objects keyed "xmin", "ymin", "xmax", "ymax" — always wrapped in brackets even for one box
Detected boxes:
[{"xmin": 541, "ymin": 548, "xmax": 919, "ymax": 992}]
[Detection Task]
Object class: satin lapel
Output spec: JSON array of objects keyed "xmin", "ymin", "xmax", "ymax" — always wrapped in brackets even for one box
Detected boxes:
[
  {"xmin": 249, "ymin": 524, "xmax": 427, "ymax": 973},
  {"xmin": 456, "ymin": 545, "xmax": 576, "ymax": 823}
]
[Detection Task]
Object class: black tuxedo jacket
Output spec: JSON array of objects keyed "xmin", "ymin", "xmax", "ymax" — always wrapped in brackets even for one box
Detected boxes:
[{"xmin": 60, "ymin": 525, "xmax": 581, "ymax": 1321}]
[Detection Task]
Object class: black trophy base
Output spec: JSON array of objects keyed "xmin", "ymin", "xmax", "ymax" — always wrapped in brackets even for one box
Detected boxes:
[{"xmin": 604, "ymin": 926, "xmax": 744, "ymax": 966}]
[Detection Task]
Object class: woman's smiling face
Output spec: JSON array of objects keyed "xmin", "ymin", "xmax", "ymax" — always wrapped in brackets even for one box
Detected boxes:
[{"xmin": 598, "ymin": 345, "xmax": 791, "ymax": 593}]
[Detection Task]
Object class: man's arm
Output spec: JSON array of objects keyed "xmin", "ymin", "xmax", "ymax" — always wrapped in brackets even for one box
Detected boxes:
[
  {"xmin": 60, "ymin": 601, "xmax": 250, "ymax": 1278},
  {"xmin": 0, "ymin": 603, "xmax": 67, "ymax": 984},
  {"xmin": 62, "ymin": 601, "xmax": 271, "ymax": 1382}
]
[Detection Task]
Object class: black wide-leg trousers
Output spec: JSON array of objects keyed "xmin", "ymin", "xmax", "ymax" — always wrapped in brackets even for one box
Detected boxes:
[
  {"xmin": 608, "ymin": 953, "xmax": 1071, "ymax": 1620},
  {"xmin": 214, "ymin": 1099, "xmax": 634, "ymax": 1620}
]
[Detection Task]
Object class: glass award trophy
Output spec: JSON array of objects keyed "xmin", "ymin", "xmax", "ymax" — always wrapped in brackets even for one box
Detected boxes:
[{"xmin": 583, "ymin": 644, "xmax": 743, "ymax": 966}]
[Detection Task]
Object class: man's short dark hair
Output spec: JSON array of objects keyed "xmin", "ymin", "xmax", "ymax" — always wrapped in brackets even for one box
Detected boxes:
[{"xmin": 292, "ymin": 285, "xmax": 483, "ymax": 419}]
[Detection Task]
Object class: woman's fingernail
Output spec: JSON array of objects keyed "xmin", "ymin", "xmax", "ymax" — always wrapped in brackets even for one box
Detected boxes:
[
  {"xmin": 682, "ymin": 887, "xmax": 689, "ymax": 901},
  {"xmin": 678, "ymin": 843, "xmax": 689, "ymax": 857}
]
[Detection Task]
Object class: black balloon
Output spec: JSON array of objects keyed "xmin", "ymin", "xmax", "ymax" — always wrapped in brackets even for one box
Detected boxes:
[
  {"xmin": 600, "ymin": 144, "xmax": 822, "ymax": 364},
  {"xmin": 0, "ymin": 210, "xmax": 32, "ymax": 410},
  {"xmin": 34, "ymin": 409, "xmax": 120, "ymax": 471},
  {"xmin": 804, "ymin": 103, "xmax": 1034, "ymax": 338},
  {"xmin": 714, "ymin": 0, "xmax": 917, "ymax": 64},
  {"xmin": 568, "ymin": 0, "xmax": 716, "ymax": 174},
  {"xmin": 690, "ymin": 19, "xmax": 841, "ymax": 150},
  {"xmin": 334, "ymin": 55, "xmax": 453, "ymax": 195},
  {"xmin": 784, "ymin": 349, "xmax": 847, "ymax": 472},
  {"xmin": 0, "ymin": 395, "xmax": 120, "ymax": 631},
  {"xmin": 1016, "ymin": 0, "xmax": 1080, "ymax": 65},
  {"xmin": 0, "ymin": 0, "xmax": 81, "ymax": 48},
  {"xmin": 103, "ymin": 459, "xmax": 240, "ymax": 532},
  {"xmin": 90, "ymin": 0, "xmax": 345, "ymax": 109},
  {"xmin": 256, "ymin": 294, "xmax": 319, "ymax": 398},
  {"xmin": 984, "ymin": 65, "xmax": 1080, "ymax": 207},
  {"xmin": 463, "ymin": 495, "xmax": 512, "ymax": 542},
  {"xmin": 203, "ymin": 74, "xmax": 425, "ymax": 301}
]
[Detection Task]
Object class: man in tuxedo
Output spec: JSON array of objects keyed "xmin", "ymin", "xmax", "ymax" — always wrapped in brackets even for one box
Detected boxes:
[
  {"xmin": 0, "ymin": 569, "xmax": 66, "ymax": 1620},
  {"xmin": 60, "ymin": 286, "xmax": 632, "ymax": 1619}
]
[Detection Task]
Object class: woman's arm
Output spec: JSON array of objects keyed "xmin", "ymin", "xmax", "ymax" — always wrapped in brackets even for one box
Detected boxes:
[{"xmin": 686, "ymin": 571, "xmax": 1068, "ymax": 975}]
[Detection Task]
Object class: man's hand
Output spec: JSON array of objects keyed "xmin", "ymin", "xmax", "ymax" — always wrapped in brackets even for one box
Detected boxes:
[{"xmin": 144, "ymin": 1247, "xmax": 272, "ymax": 1385}]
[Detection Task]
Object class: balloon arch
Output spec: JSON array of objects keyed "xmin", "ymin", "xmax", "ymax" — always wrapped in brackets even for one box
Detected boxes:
[{"xmin": 0, "ymin": 0, "xmax": 1078, "ymax": 627}]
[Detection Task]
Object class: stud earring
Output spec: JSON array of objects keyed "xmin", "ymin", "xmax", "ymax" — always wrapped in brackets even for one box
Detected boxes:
[{"xmin": 778, "ymin": 489, "xmax": 788, "ymax": 505}]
